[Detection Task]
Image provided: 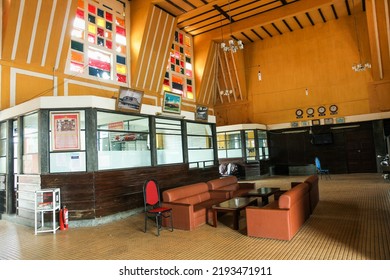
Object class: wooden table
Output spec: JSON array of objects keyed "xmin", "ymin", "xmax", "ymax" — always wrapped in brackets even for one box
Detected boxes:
[
  {"xmin": 244, "ymin": 187, "xmax": 281, "ymax": 205},
  {"xmin": 211, "ymin": 197, "xmax": 257, "ymax": 230}
]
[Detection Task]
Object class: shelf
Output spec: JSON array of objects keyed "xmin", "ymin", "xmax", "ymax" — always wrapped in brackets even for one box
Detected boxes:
[{"xmin": 34, "ymin": 188, "xmax": 60, "ymax": 235}]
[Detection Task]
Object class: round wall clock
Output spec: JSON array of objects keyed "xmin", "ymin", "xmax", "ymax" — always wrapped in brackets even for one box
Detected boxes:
[
  {"xmin": 318, "ymin": 106, "xmax": 326, "ymax": 114},
  {"xmin": 306, "ymin": 107, "xmax": 314, "ymax": 115},
  {"xmin": 330, "ymin": 104, "xmax": 338, "ymax": 113},
  {"xmin": 295, "ymin": 109, "xmax": 303, "ymax": 117}
]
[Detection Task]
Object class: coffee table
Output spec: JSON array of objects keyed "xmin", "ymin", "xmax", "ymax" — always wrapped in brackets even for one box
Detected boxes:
[
  {"xmin": 244, "ymin": 187, "xmax": 281, "ymax": 205},
  {"xmin": 211, "ymin": 197, "xmax": 257, "ymax": 230}
]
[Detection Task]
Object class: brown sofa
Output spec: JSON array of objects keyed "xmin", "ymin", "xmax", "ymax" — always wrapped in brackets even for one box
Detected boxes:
[
  {"xmin": 161, "ymin": 182, "xmax": 229, "ymax": 231},
  {"xmin": 246, "ymin": 182, "xmax": 311, "ymax": 241},
  {"xmin": 304, "ymin": 174, "xmax": 319, "ymax": 213},
  {"xmin": 207, "ymin": 176, "xmax": 255, "ymax": 198}
]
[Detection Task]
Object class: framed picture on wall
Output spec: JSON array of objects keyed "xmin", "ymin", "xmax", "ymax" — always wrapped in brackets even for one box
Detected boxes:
[
  {"xmin": 51, "ymin": 112, "xmax": 80, "ymax": 151},
  {"xmin": 116, "ymin": 87, "xmax": 143, "ymax": 113},
  {"xmin": 162, "ymin": 91, "xmax": 182, "ymax": 114},
  {"xmin": 195, "ymin": 105, "xmax": 208, "ymax": 121}
]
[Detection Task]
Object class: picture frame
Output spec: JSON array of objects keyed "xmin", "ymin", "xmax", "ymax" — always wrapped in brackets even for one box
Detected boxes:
[
  {"xmin": 162, "ymin": 91, "xmax": 182, "ymax": 114},
  {"xmin": 51, "ymin": 112, "xmax": 80, "ymax": 151},
  {"xmin": 324, "ymin": 118, "xmax": 334, "ymax": 125},
  {"xmin": 195, "ymin": 105, "xmax": 208, "ymax": 121},
  {"xmin": 116, "ymin": 87, "xmax": 143, "ymax": 113},
  {"xmin": 312, "ymin": 119, "xmax": 321, "ymax": 126}
]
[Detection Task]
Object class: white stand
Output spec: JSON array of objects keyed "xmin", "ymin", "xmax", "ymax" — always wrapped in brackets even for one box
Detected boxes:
[{"xmin": 34, "ymin": 188, "xmax": 60, "ymax": 235}]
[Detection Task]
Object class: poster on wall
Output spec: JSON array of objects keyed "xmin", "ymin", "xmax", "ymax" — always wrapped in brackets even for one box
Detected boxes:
[{"xmin": 51, "ymin": 112, "xmax": 80, "ymax": 151}]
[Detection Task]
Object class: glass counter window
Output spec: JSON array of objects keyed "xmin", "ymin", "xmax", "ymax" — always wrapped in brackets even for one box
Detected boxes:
[
  {"xmin": 187, "ymin": 122, "xmax": 214, "ymax": 168},
  {"xmin": 245, "ymin": 130, "xmax": 256, "ymax": 162},
  {"xmin": 258, "ymin": 130, "xmax": 269, "ymax": 160},
  {"xmin": 217, "ymin": 131, "xmax": 242, "ymax": 159},
  {"xmin": 97, "ymin": 112, "xmax": 151, "ymax": 170},
  {"xmin": 156, "ymin": 118, "xmax": 183, "ymax": 165}
]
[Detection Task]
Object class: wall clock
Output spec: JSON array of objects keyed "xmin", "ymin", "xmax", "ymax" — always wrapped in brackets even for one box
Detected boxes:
[
  {"xmin": 329, "ymin": 104, "xmax": 338, "ymax": 113},
  {"xmin": 295, "ymin": 109, "xmax": 303, "ymax": 118},
  {"xmin": 318, "ymin": 106, "xmax": 326, "ymax": 114},
  {"xmin": 306, "ymin": 107, "xmax": 314, "ymax": 115}
]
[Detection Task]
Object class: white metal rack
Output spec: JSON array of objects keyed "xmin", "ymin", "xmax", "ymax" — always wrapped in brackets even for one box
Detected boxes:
[{"xmin": 34, "ymin": 188, "xmax": 60, "ymax": 235}]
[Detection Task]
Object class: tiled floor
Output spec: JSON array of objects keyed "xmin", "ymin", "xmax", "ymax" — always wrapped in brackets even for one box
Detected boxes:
[{"xmin": 1, "ymin": 173, "xmax": 390, "ymax": 260}]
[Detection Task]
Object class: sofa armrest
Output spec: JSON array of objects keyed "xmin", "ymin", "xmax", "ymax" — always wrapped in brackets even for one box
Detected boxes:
[
  {"xmin": 246, "ymin": 206, "xmax": 292, "ymax": 240},
  {"xmin": 161, "ymin": 202, "xmax": 194, "ymax": 230},
  {"xmin": 209, "ymin": 190, "xmax": 230, "ymax": 199}
]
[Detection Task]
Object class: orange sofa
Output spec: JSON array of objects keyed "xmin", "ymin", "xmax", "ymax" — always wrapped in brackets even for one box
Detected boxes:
[
  {"xmin": 207, "ymin": 176, "xmax": 255, "ymax": 198},
  {"xmin": 304, "ymin": 174, "xmax": 319, "ymax": 213},
  {"xmin": 246, "ymin": 182, "xmax": 311, "ymax": 241},
  {"xmin": 161, "ymin": 182, "xmax": 229, "ymax": 231}
]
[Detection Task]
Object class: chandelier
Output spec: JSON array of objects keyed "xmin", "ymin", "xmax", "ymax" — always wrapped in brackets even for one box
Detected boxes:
[
  {"xmin": 220, "ymin": 0, "xmax": 244, "ymax": 53},
  {"xmin": 351, "ymin": 0, "xmax": 371, "ymax": 72},
  {"xmin": 220, "ymin": 89, "xmax": 233, "ymax": 96}
]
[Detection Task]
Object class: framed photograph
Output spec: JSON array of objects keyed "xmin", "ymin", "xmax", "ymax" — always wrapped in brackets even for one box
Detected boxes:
[
  {"xmin": 116, "ymin": 87, "xmax": 143, "ymax": 113},
  {"xmin": 195, "ymin": 105, "xmax": 208, "ymax": 121},
  {"xmin": 324, "ymin": 118, "xmax": 334, "ymax": 125},
  {"xmin": 162, "ymin": 91, "xmax": 182, "ymax": 114},
  {"xmin": 301, "ymin": 121, "xmax": 310, "ymax": 127},
  {"xmin": 291, "ymin": 121, "xmax": 299, "ymax": 128},
  {"xmin": 51, "ymin": 112, "xmax": 80, "ymax": 151},
  {"xmin": 312, "ymin": 119, "xmax": 321, "ymax": 126}
]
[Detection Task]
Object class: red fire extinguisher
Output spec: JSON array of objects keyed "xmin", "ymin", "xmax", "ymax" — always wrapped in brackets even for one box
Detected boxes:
[{"xmin": 59, "ymin": 206, "xmax": 69, "ymax": 230}]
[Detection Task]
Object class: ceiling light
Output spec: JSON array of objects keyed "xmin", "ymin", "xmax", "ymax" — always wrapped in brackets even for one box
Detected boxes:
[
  {"xmin": 351, "ymin": 0, "xmax": 371, "ymax": 72},
  {"xmin": 220, "ymin": 0, "xmax": 244, "ymax": 53}
]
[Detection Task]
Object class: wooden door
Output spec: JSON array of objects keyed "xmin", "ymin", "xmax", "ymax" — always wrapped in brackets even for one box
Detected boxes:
[{"xmin": 344, "ymin": 125, "xmax": 377, "ymax": 173}]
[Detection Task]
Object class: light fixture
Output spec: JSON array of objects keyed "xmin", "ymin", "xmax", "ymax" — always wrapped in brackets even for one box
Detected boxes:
[
  {"xmin": 351, "ymin": 0, "xmax": 371, "ymax": 72},
  {"xmin": 220, "ymin": 0, "xmax": 244, "ymax": 53},
  {"xmin": 220, "ymin": 90, "xmax": 233, "ymax": 96}
]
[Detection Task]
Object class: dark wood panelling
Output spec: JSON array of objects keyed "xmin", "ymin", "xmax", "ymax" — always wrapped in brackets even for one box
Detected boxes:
[
  {"xmin": 41, "ymin": 164, "xmax": 219, "ymax": 220},
  {"xmin": 41, "ymin": 173, "xmax": 95, "ymax": 220},
  {"xmin": 268, "ymin": 121, "xmax": 378, "ymax": 174},
  {"xmin": 0, "ymin": 191, "xmax": 5, "ymax": 214}
]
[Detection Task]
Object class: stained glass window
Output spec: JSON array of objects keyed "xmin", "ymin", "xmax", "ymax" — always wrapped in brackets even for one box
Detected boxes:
[
  {"xmin": 164, "ymin": 29, "xmax": 195, "ymax": 100},
  {"xmin": 69, "ymin": 0, "xmax": 128, "ymax": 84}
]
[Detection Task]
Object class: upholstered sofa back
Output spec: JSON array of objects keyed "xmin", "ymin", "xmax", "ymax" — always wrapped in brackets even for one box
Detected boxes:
[
  {"xmin": 162, "ymin": 182, "xmax": 210, "ymax": 204},
  {"xmin": 207, "ymin": 176, "xmax": 239, "ymax": 191},
  {"xmin": 279, "ymin": 182, "xmax": 310, "ymax": 209}
]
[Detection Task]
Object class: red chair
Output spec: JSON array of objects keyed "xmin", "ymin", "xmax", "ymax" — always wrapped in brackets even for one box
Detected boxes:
[{"xmin": 143, "ymin": 179, "xmax": 173, "ymax": 236}]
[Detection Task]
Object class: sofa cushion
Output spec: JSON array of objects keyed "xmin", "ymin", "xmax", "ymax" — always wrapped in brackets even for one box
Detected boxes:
[
  {"xmin": 162, "ymin": 182, "xmax": 209, "ymax": 202},
  {"xmin": 279, "ymin": 183, "xmax": 309, "ymax": 209},
  {"xmin": 175, "ymin": 192, "xmax": 211, "ymax": 205}
]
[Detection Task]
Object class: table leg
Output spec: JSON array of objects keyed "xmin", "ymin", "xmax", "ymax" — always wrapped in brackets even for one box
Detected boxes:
[
  {"xmin": 232, "ymin": 210, "xmax": 240, "ymax": 230},
  {"xmin": 262, "ymin": 196, "xmax": 269, "ymax": 206},
  {"xmin": 212, "ymin": 208, "xmax": 217, "ymax": 227}
]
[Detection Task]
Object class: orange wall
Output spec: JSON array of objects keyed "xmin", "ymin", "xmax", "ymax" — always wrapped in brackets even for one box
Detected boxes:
[{"xmin": 209, "ymin": 12, "xmax": 390, "ymax": 126}]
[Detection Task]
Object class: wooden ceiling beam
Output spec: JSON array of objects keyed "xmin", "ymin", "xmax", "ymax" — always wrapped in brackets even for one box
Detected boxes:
[{"xmin": 194, "ymin": 0, "xmax": 342, "ymax": 39}]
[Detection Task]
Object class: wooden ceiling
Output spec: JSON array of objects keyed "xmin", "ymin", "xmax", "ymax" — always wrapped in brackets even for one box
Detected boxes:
[{"xmin": 153, "ymin": 0, "xmax": 366, "ymax": 44}]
